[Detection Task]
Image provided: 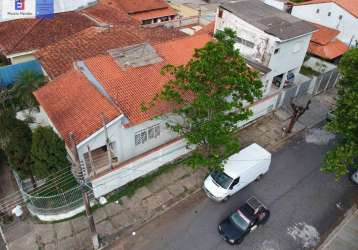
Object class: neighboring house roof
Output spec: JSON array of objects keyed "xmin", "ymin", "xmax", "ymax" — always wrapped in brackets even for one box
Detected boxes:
[
  {"xmin": 310, "ymin": 23, "xmax": 339, "ymax": 45},
  {"xmin": 81, "ymin": 2, "xmax": 138, "ymax": 25},
  {"xmin": 113, "ymin": 0, "xmax": 169, "ymax": 14},
  {"xmin": 34, "ymin": 34, "xmax": 212, "ymax": 145},
  {"xmin": 0, "ymin": 12, "xmax": 95, "ymax": 55},
  {"xmin": 221, "ymin": 0, "xmax": 317, "ymax": 40},
  {"xmin": 103, "ymin": 0, "xmax": 177, "ymax": 22},
  {"xmin": 35, "ymin": 25, "xmax": 187, "ymax": 79},
  {"xmin": 294, "ymin": 0, "xmax": 358, "ymax": 18},
  {"xmin": 308, "ymin": 23, "xmax": 348, "ymax": 60},
  {"xmin": 131, "ymin": 7, "xmax": 177, "ymax": 22}
]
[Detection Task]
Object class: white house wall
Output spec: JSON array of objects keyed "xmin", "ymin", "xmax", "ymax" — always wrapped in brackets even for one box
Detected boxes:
[
  {"xmin": 266, "ymin": 34, "xmax": 311, "ymax": 79},
  {"xmin": 215, "ymin": 9, "xmax": 277, "ymax": 65},
  {"xmin": 291, "ymin": 3, "xmax": 358, "ymax": 45},
  {"xmin": 216, "ymin": 8, "xmax": 312, "ymax": 95},
  {"xmin": 92, "ymin": 139, "xmax": 192, "ymax": 197},
  {"xmin": 76, "ymin": 115, "xmax": 178, "ymax": 167}
]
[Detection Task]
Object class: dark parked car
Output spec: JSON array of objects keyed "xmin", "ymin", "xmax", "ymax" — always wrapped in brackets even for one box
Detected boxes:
[{"xmin": 218, "ymin": 197, "xmax": 270, "ymax": 245}]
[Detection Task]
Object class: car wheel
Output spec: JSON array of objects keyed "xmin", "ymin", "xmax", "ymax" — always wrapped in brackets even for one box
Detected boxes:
[
  {"xmin": 260, "ymin": 210, "xmax": 270, "ymax": 225},
  {"xmin": 256, "ymin": 174, "xmax": 264, "ymax": 181}
]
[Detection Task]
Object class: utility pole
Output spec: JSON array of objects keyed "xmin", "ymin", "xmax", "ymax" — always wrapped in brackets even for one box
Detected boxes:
[
  {"xmin": 69, "ymin": 133, "xmax": 100, "ymax": 249},
  {"xmin": 286, "ymin": 99, "xmax": 311, "ymax": 134}
]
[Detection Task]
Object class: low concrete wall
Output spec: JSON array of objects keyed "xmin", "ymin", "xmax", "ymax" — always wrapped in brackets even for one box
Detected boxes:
[{"xmin": 92, "ymin": 139, "xmax": 193, "ymax": 198}]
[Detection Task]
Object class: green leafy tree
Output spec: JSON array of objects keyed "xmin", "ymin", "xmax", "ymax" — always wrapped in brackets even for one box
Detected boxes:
[
  {"xmin": 145, "ymin": 28, "xmax": 262, "ymax": 170},
  {"xmin": 13, "ymin": 70, "xmax": 45, "ymax": 110},
  {"xmin": 31, "ymin": 126, "xmax": 68, "ymax": 178},
  {"xmin": 3, "ymin": 116, "xmax": 36, "ymax": 186},
  {"xmin": 322, "ymin": 48, "xmax": 358, "ymax": 178}
]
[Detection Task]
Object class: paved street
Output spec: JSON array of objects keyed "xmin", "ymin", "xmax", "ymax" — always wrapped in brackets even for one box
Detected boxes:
[{"xmin": 118, "ymin": 127, "xmax": 357, "ymax": 250}]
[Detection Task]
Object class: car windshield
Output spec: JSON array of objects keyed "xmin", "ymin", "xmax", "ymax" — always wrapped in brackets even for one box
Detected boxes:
[
  {"xmin": 210, "ymin": 171, "xmax": 233, "ymax": 189},
  {"xmin": 230, "ymin": 211, "xmax": 250, "ymax": 231}
]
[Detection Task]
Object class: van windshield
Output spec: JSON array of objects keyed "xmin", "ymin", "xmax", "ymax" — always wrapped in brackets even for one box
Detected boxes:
[{"xmin": 210, "ymin": 171, "xmax": 233, "ymax": 189}]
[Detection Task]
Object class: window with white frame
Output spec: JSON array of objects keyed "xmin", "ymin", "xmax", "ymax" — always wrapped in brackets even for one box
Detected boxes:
[{"xmin": 135, "ymin": 124, "xmax": 160, "ymax": 146}]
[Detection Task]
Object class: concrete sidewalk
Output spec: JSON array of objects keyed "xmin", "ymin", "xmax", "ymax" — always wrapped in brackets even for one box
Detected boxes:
[
  {"xmin": 318, "ymin": 206, "xmax": 358, "ymax": 250},
  {"xmin": 3, "ymin": 90, "xmax": 336, "ymax": 250}
]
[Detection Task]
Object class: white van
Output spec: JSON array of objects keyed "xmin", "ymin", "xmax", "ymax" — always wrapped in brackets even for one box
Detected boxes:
[{"xmin": 203, "ymin": 143, "xmax": 271, "ymax": 202}]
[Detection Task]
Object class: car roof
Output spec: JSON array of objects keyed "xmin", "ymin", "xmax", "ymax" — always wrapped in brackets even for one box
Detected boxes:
[{"xmin": 223, "ymin": 143, "xmax": 271, "ymax": 179}]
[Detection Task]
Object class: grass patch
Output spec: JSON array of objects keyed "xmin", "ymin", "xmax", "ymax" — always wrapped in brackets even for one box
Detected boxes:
[
  {"xmin": 107, "ymin": 162, "xmax": 178, "ymax": 203},
  {"xmin": 300, "ymin": 65, "xmax": 320, "ymax": 77}
]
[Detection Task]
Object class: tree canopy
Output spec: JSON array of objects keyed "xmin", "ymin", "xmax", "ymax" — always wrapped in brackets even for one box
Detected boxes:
[
  {"xmin": 2, "ymin": 113, "xmax": 35, "ymax": 183},
  {"xmin": 145, "ymin": 28, "xmax": 263, "ymax": 170},
  {"xmin": 322, "ymin": 48, "xmax": 358, "ymax": 178},
  {"xmin": 31, "ymin": 126, "xmax": 68, "ymax": 178},
  {"xmin": 13, "ymin": 70, "xmax": 45, "ymax": 110}
]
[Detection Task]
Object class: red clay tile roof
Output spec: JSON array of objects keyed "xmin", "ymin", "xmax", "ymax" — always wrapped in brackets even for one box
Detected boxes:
[
  {"xmin": 81, "ymin": 3, "xmax": 138, "ymax": 25},
  {"xmin": 131, "ymin": 7, "xmax": 177, "ymax": 22},
  {"xmin": 34, "ymin": 70, "xmax": 120, "ymax": 145},
  {"xmin": 113, "ymin": 0, "xmax": 169, "ymax": 14},
  {"xmin": 295, "ymin": 0, "xmax": 358, "ymax": 17},
  {"xmin": 0, "ymin": 12, "xmax": 95, "ymax": 55},
  {"xmin": 196, "ymin": 21, "xmax": 215, "ymax": 36},
  {"xmin": 34, "ymin": 34, "xmax": 211, "ymax": 144},
  {"xmin": 310, "ymin": 23, "xmax": 339, "ymax": 45},
  {"xmin": 309, "ymin": 39, "xmax": 348, "ymax": 60},
  {"xmin": 35, "ymin": 25, "xmax": 187, "ymax": 79},
  {"xmin": 308, "ymin": 22, "xmax": 349, "ymax": 59}
]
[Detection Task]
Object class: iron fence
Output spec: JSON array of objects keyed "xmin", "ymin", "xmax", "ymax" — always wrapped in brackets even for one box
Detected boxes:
[{"xmin": 13, "ymin": 171, "xmax": 93, "ymax": 218}]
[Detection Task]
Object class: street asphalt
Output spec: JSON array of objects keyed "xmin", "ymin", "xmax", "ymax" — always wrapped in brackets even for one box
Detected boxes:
[{"xmin": 120, "ymin": 126, "xmax": 357, "ymax": 250}]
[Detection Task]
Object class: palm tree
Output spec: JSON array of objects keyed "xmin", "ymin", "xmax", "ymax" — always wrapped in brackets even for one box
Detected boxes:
[{"xmin": 13, "ymin": 70, "xmax": 45, "ymax": 110}]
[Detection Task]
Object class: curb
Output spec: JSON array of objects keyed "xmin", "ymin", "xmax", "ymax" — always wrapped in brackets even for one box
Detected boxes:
[{"xmin": 317, "ymin": 204, "xmax": 357, "ymax": 250}]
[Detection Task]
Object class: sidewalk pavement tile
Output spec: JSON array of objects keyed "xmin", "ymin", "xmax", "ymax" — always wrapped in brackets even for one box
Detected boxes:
[
  {"xmin": 57, "ymin": 236, "xmax": 78, "ymax": 250},
  {"xmin": 75, "ymin": 229, "xmax": 93, "ymax": 250},
  {"xmin": 180, "ymin": 175, "xmax": 197, "ymax": 191},
  {"xmin": 54, "ymin": 221, "xmax": 72, "ymax": 240},
  {"xmin": 96, "ymin": 220, "xmax": 115, "ymax": 237},
  {"xmin": 104, "ymin": 202, "xmax": 124, "ymax": 217},
  {"xmin": 167, "ymin": 183, "xmax": 185, "ymax": 197},
  {"xmin": 110, "ymin": 211, "xmax": 136, "ymax": 229},
  {"xmin": 93, "ymin": 207, "xmax": 108, "ymax": 224},
  {"xmin": 171, "ymin": 166, "xmax": 190, "ymax": 181},
  {"xmin": 8, "ymin": 233, "xmax": 38, "ymax": 250},
  {"xmin": 147, "ymin": 174, "xmax": 174, "ymax": 193},
  {"xmin": 131, "ymin": 186, "xmax": 152, "ymax": 201},
  {"xmin": 44, "ymin": 243, "xmax": 56, "ymax": 250},
  {"xmin": 155, "ymin": 189, "xmax": 173, "ymax": 205},
  {"xmin": 142, "ymin": 196, "xmax": 161, "ymax": 212},
  {"xmin": 71, "ymin": 215, "xmax": 89, "ymax": 233},
  {"xmin": 121, "ymin": 196, "xmax": 140, "ymax": 210},
  {"xmin": 33, "ymin": 223, "xmax": 55, "ymax": 244}
]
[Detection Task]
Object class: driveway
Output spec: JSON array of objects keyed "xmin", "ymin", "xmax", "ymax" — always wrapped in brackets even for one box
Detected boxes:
[{"xmin": 116, "ymin": 127, "xmax": 357, "ymax": 250}]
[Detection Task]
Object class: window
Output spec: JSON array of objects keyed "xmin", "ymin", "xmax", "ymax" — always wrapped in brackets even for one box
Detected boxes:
[
  {"xmin": 236, "ymin": 37, "xmax": 255, "ymax": 48},
  {"xmin": 135, "ymin": 133, "xmax": 141, "ymax": 146},
  {"xmin": 339, "ymin": 15, "xmax": 343, "ymax": 20},
  {"xmin": 135, "ymin": 124, "xmax": 160, "ymax": 146},
  {"xmin": 328, "ymin": 12, "xmax": 331, "ymax": 16},
  {"xmin": 230, "ymin": 177, "xmax": 240, "ymax": 189},
  {"xmin": 218, "ymin": 8, "xmax": 223, "ymax": 18},
  {"xmin": 316, "ymin": 9, "xmax": 320, "ymax": 14},
  {"xmin": 274, "ymin": 48, "xmax": 280, "ymax": 54}
]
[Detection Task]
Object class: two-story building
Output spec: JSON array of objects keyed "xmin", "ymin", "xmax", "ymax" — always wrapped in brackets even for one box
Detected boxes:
[
  {"xmin": 291, "ymin": 0, "xmax": 358, "ymax": 46},
  {"xmin": 215, "ymin": 0, "xmax": 316, "ymax": 97}
]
